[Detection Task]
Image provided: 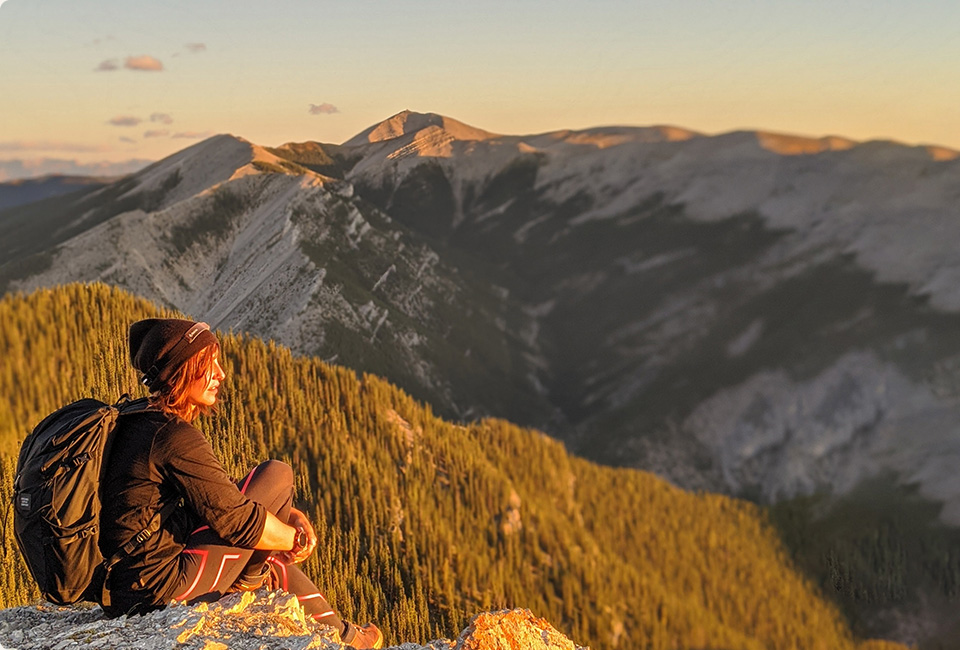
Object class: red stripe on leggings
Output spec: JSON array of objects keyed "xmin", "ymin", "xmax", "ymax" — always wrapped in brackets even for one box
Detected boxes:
[
  {"xmin": 266, "ymin": 556, "xmax": 289, "ymax": 591},
  {"xmin": 213, "ymin": 553, "xmax": 242, "ymax": 590},
  {"xmin": 240, "ymin": 466, "xmax": 259, "ymax": 494},
  {"xmin": 298, "ymin": 593, "xmax": 324, "ymax": 601},
  {"xmin": 174, "ymin": 549, "xmax": 208, "ymax": 601}
]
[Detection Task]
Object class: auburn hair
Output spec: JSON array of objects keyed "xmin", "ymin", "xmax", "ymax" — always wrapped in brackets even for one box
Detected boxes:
[{"xmin": 149, "ymin": 343, "xmax": 220, "ymax": 422}]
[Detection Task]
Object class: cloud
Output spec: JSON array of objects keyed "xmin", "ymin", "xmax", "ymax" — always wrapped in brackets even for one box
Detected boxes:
[
  {"xmin": 86, "ymin": 35, "xmax": 117, "ymax": 47},
  {"xmin": 0, "ymin": 141, "xmax": 110, "ymax": 153},
  {"xmin": 150, "ymin": 113, "xmax": 173, "ymax": 125},
  {"xmin": 172, "ymin": 131, "xmax": 212, "ymax": 140},
  {"xmin": 125, "ymin": 55, "xmax": 163, "ymax": 72},
  {"xmin": 96, "ymin": 59, "xmax": 119, "ymax": 72},
  {"xmin": 143, "ymin": 130, "xmax": 170, "ymax": 138},
  {"xmin": 119, "ymin": 136, "xmax": 137, "ymax": 144},
  {"xmin": 185, "ymin": 43, "xmax": 206, "ymax": 53},
  {"xmin": 309, "ymin": 103, "xmax": 339, "ymax": 115},
  {"xmin": 108, "ymin": 116, "xmax": 142, "ymax": 127}
]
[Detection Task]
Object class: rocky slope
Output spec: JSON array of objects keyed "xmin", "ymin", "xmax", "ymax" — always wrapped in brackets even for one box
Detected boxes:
[
  {"xmin": 0, "ymin": 592, "xmax": 586, "ymax": 650},
  {"xmin": 0, "ymin": 133, "xmax": 552, "ymax": 429},
  {"xmin": 5, "ymin": 111, "xmax": 960, "ymax": 526},
  {"xmin": 333, "ymin": 112, "xmax": 960, "ymax": 521}
]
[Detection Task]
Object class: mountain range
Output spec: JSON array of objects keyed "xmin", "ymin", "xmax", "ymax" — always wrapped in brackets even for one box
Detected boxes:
[{"xmin": 4, "ymin": 110, "xmax": 960, "ymax": 527}]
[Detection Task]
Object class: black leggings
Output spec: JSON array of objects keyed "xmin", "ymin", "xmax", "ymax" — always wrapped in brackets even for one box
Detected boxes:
[{"xmin": 170, "ymin": 460, "xmax": 344, "ymax": 632}]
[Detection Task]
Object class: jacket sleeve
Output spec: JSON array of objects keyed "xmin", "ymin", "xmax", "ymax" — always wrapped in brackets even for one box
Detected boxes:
[{"xmin": 152, "ymin": 420, "xmax": 267, "ymax": 548}]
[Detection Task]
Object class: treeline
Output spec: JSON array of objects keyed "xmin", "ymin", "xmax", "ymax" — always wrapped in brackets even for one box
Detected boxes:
[{"xmin": 0, "ymin": 283, "xmax": 906, "ymax": 650}]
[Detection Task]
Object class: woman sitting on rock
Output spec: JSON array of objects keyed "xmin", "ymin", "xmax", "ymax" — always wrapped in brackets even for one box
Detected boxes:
[{"xmin": 99, "ymin": 318, "xmax": 383, "ymax": 649}]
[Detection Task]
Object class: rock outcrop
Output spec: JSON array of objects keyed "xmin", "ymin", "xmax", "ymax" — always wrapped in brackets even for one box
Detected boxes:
[{"xmin": 0, "ymin": 592, "xmax": 587, "ymax": 650}]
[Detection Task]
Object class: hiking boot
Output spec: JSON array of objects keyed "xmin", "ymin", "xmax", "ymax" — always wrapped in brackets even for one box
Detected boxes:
[
  {"xmin": 227, "ymin": 562, "xmax": 278, "ymax": 593},
  {"xmin": 341, "ymin": 622, "xmax": 383, "ymax": 649}
]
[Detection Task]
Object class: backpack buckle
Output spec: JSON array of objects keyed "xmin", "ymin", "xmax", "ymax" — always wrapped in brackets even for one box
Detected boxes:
[{"xmin": 140, "ymin": 365, "xmax": 160, "ymax": 387}]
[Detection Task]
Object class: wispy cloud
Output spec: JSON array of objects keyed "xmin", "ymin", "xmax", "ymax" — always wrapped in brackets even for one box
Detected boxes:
[
  {"xmin": 309, "ymin": 103, "xmax": 339, "ymax": 115},
  {"xmin": 125, "ymin": 55, "xmax": 163, "ymax": 72},
  {"xmin": 143, "ymin": 130, "xmax": 170, "ymax": 138},
  {"xmin": 86, "ymin": 35, "xmax": 117, "ymax": 47},
  {"xmin": 185, "ymin": 43, "xmax": 206, "ymax": 53},
  {"xmin": 108, "ymin": 116, "xmax": 142, "ymax": 127},
  {"xmin": 150, "ymin": 113, "xmax": 173, "ymax": 125},
  {"xmin": 95, "ymin": 59, "xmax": 120, "ymax": 72},
  {"xmin": 172, "ymin": 131, "xmax": 211, "ymax": 140},
  {"xmin": 119, "ymin": 136, "xmax": 137, "ymax": 144},
  {"xmin": 0, "ymin": 141, "xmax": 110, "ymax": 153}
]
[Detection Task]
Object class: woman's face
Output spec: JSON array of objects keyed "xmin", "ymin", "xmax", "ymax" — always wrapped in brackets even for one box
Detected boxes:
[{"xmin": 185, "ymin": 349, "xmax": 225, "ymax": 408}]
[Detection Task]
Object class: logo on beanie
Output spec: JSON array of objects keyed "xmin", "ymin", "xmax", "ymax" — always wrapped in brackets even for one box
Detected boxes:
[{"xmin": 185, "ymin": 322, "xmax": 210, "ymax": 343}]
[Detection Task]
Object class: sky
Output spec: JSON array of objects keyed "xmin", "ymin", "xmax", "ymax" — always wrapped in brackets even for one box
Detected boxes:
[{"xmin": 1, "ymin": 0, "xmax": 958, "ymax": 178}]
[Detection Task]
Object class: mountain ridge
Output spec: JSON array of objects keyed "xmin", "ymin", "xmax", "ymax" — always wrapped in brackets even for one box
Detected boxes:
[{"xmin": 5, "ymin": 111, "xmax": 960, "ymax": 530}]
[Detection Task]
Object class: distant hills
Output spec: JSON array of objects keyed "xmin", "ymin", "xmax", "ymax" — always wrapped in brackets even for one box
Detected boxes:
[
  {"xmin": 0, "ymin": 158, "xmax": 150, "ymax": 184},
  {"xmin": 0, "ymin": 174, "xmax": 111, "ymax": 211},
  {"xmin": 4, "ymin": 110, "xmax": 960, "ymax": 533}
]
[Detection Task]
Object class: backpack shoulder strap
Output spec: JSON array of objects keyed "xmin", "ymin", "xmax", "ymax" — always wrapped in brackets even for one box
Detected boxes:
[
  {"xmin": 100, "ymin": 496, "xmax": 182, "ymax": 608},
  {"xmin": 109, "ymin": 497, "xmax": 182, "ymax": 565},
  {"xmin": 113, "ymin": 394, "xmax": 155, "ymax": 415},
  {"xmin": 99, "ymin": 394, "xmax": 177, "ymax": 609}
]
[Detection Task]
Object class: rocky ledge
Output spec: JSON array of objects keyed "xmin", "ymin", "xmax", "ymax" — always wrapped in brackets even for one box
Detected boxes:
[{"xmin": 0, "ymin": 591, "xmax": 587, "ymax": 650}]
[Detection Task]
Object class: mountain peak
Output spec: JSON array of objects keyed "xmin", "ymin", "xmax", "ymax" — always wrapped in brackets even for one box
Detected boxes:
[{"xmin": 344, "ymin": 110, "xmax": 497, "ymax": 147}]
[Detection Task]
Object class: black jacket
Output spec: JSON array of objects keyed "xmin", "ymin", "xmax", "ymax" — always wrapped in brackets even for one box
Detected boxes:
[{"xmin": 98, "ymin": 410, "xmax": 266, "ymax": 616}]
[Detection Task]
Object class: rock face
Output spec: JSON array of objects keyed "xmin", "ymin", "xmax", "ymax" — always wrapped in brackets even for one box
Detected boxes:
[
  {"xmin": 5, "ymin": 110, "xmax": 960, "ymax": 520},
  {"xmin": 0, "ymin": 593, "xmax": 586, "ymax": 650}
]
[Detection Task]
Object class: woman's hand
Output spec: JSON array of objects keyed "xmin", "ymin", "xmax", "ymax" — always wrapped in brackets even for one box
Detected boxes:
[{"xmin": 275, "ymin": 507, "xmax": 317, "ymax": 564}]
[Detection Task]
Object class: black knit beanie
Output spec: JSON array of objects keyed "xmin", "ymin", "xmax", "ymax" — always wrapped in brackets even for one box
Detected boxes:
[{"xmin": 129, "ymin": 318, "xmax": 218, "ymax": 391}]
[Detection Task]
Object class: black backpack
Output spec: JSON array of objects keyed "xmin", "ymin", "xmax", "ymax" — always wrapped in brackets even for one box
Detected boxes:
[{"xmin": 12, "ymin": 395, "xmax": 173, "ymax": 606}]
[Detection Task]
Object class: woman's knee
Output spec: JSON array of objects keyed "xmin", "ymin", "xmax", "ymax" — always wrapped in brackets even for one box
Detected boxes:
[
  {"xmin": 254, "ymin": 460, "xmax": 293, "ymax": 487},
  {"xmin": 239, "ymin": 460, "xmax": 294, "ymax": 514}
]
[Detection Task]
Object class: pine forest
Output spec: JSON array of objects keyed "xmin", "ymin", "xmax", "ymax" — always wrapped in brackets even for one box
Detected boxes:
[{"xmin": 0, "ymin": 283, "xmax": 911, "ymax": 649}]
